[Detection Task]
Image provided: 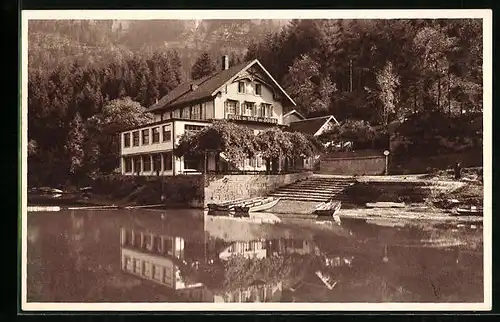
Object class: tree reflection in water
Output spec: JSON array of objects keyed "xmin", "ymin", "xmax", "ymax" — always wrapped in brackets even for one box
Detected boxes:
[{"xmin": 26, "ymin": 209, "xmax": 483, "ymax": 303}]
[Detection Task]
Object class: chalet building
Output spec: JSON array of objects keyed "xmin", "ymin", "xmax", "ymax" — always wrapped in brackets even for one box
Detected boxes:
[{"xmin": 119, "ymin": 55, "xmax": 313, "ymax": 176}]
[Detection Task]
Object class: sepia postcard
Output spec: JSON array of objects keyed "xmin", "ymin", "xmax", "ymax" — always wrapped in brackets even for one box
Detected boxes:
[{"xmin": 20, "ymin": 9, "xmax": 492, "ymax": 312}]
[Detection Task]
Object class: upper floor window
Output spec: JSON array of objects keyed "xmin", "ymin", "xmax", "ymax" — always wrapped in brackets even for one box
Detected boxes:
[
  {"xmin": 132, "ymin": 131, "xmax": 140, "ymax": 146},
  {"xmin": 255, "ymin": 83, "xmax": 262, "ymax": 96},
  {"xmin": 262, "ymin": 103, "xmax": 274, "ymax": 117},
  {"xmin": 173, "ymin": 109, "xmax": 180, "ymax": 118},
  {"xmin": 238, "ymin": 81, "xmax": 245, "ymax": 93},
  {"xmin": 257, "ymin": 104, "xmax": 265, "ymax": 117},
  {"xmin": 205, "ymin": 102, "xmax": 214, "ymax": 119},
  {"xmin": 162, "ymin": 126, "xmax": 171, "ymax": 142},
  {"xmin": 200, "ymin": 103, "xmax": 206, "ymax": 120},
  {"xmin": 142, "ymin": 129, "xmax": 150, "ymax": 145},
  {"xmin": 244, "ymin": 102, "xmax": 255, "ymax": 116},
  {"xmin": 152, "ymin": 127, "xmax": 160, "ymax": 143},
  {"xmin": 225, "ymin": 100, "xmax": 238, "ymax": 115},
  {"xmin": 192, "ymin": 104, "xmax": 201, "ymax": 120},
  {"xmin": 124, "ymin": 133, "xmax": 131, "ymax": 148},
  {"xmin": 163, "ymin": 111, "xmax": 171, "ymax": 120}
]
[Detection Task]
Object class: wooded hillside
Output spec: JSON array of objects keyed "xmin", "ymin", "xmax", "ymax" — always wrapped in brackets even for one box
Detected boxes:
[{"xmin": 26, "ymin": 19, "xmax": 483, "ymax": 186}]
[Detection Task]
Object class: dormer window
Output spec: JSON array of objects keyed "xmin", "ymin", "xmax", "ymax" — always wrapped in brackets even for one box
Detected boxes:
[
  {"xmin": 238, "ymin": 81, "xmax": 245, "ymax": 93},
  {"xmin": 255, "ymin": 83, "xmax": 262, "ymax": 96}
]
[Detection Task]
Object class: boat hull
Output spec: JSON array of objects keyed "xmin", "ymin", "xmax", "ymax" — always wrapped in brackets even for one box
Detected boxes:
[
  {"xmin": 366, "ymin": 202, "xmax": 406, "ymax": 208},
  {"xmin": 249, "ymin": 198, "xmax": 281, "ymax": 213},
  {"xmin": 314, "ymin": 201, "xmax": 342, "ymax": 218},
  {"xmin": 207, "ymin": 197, "xmax": 280, "ymax": 217}
]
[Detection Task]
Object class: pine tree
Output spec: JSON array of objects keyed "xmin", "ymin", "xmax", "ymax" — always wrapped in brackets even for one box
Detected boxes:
[
  {"xmin": 64, "ymin": 112, "xmax": 86, "ymax": 176},
  {"xmin": 191, "ymin": 52, "xmax": 216, "ymax": 80}
]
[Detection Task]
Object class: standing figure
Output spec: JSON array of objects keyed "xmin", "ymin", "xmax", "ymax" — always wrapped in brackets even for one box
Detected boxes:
[{"xmin": 454, "ymin": 161, "xmax": 462, "ymax": 180}]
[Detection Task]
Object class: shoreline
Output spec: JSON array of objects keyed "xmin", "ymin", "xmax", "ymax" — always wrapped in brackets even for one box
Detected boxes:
[
  {"xmin": 27, "ymin": 172, "xmax": 483, "ymax": 226},
  {"xmin": 27, "ymin": 199, "xmax": 483, "ymax": 227}
]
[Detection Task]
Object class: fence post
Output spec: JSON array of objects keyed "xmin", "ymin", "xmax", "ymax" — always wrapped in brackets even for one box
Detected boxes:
[{"xmin": 384, "ymin": 150, "xmax": 390, "ymax": 175}]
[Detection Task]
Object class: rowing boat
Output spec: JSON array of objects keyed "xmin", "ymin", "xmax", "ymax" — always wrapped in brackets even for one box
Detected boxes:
[
  {"xmin": 314, "ymin": 200, "xmax": 342, "ymax": 218},
  {"xmin": 365, "ymin": 202, "xmax": 406, "ymax": 208},
  {"xmin": 233, "ymin": 197, "xmax": 281, "ymax": 214},
  {"xmin": 208, "ymin": 197, "xmax": 281, "ymax": 217},
  {"xmin": 453, "ymin": 205, "xmax": 483, "ymax": 216}
]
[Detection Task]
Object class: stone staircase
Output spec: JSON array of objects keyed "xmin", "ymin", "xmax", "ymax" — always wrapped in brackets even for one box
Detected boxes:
[{"xmin": 268, "ymin": 176, "xmax": 356, "ymax": 202}]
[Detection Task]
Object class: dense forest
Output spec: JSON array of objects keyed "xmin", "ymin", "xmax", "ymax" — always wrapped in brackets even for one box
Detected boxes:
[{"xmin": 27, "ymin": 19, "xmax": 483, "ymax": 187}]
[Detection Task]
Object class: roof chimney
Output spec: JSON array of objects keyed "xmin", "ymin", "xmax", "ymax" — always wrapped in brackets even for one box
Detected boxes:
[{"xmin": 222, "ymin": 55, "xmax": 229, "ymax": 70}]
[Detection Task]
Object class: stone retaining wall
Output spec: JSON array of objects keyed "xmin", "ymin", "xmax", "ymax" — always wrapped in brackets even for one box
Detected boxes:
[
  {"xmin": 203, "ymin": 171, "xmax": 313, "ymax": 207},
  {"xmin": 316, "ymin": 155, "xmax": 386, "ymax": 175},
  {"xmin": 95, "ymin": 171, "xmax": 313, "ymax": 209}
]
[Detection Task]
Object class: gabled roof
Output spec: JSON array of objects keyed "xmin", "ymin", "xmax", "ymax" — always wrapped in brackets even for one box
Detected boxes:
[
  {"xmin": 148, "ymin": 59, "xmax": 295, "ymax": 112},
  {"xmin": 289, "ymin": 115, "xmax": 339, "ymax": 136}
]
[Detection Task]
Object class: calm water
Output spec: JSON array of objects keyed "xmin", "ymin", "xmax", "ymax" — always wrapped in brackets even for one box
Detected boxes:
[{"xmin": 26, "ymin": 209, "xmax": 483, "ymax": 303}]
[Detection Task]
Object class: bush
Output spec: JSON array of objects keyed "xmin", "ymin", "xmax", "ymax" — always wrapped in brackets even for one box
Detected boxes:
[
  {"xmin": 343, "ymin": 182, "xmax": 429, "ymax": 204},
  {"xmin": 343, "ymin": 183, "xmax": 382, "ymax": 204},
  {"xmin": 91, "ymin": 174, "xmax": 205, "ymax": 206}
]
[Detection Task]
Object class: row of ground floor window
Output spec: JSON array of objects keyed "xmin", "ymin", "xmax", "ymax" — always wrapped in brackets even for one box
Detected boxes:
[{"xmin": 121, "ymin": 152, "xmax": 311, "ymax": 175}]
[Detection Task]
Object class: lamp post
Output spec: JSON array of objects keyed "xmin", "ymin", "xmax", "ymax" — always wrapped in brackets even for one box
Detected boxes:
[{"xmin": 384, "ymin": 150, "xmax": 390, "ymax": 176}]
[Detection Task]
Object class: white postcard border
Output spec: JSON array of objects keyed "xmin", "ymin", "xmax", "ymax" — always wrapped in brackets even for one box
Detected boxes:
[{"xmin": 20, "ymin": 9, "xmax": 493, "ymax": 312}]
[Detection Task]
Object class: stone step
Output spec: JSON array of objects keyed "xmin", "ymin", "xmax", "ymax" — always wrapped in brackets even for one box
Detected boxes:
[
  {"xmin": 299, "ymin": 182, "xmax": 353, "ymax": 186},
  {"xmin": 271, "ymin": 196, "xmax": 330, "ymax": 202},
  {"xmin": 295, "ymin": 179, "xmax": 352, "ymax": 183},
  {"xmin": 289, "ymin": 182, "xmax": 353, "ymax": 186},
  {"xmin": 269, "ymin": 193, "xmax": 334, "ymax": 201},
  {"xmin": 275, "ymin": 188, "xmax": 343, "ymax": 195},
  {"xmin": 284, "ymin": 183, "xmax": 352, "ymax": 189},
  {"xmin": 270, "ymin": 190, "xmax": 335, "ymax": 196},
  {"xmin": 283, "ymin": 183, "xmax": 350, "ymax": 188}
]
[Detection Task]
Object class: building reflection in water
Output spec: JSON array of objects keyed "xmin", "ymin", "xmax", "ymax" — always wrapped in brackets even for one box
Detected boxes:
[{"xmin": 119, "ymin": 226, "xmax": 285, "ymax": 302}]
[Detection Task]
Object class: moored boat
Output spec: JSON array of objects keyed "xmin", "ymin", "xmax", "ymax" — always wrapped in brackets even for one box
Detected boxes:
[
  {"xmin": 365, "ymin": 201, "xmax": 406, "ymax": 208},
  {"xmin": 207, "ymin": 196, "xmax": 280, "ymax": 217},
  {"xmin": 314, "ymin": 200, "xmax": 342, "ymax": 218},
  {"xmin": 453, "ymin": 205, "xmax": 483, "ymax": 216}
]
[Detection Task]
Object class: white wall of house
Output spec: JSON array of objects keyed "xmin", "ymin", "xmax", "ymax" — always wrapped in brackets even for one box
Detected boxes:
[
  {"xmin": 122, "ymin": 123, "xmax": 174, "ymax": 155},
  {"xmin": 215, "ymin": 75, "xmax": 286, "ymax": 125}
]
